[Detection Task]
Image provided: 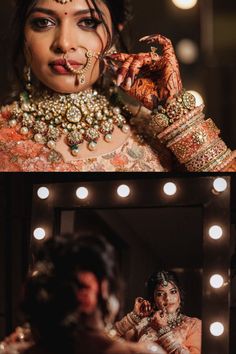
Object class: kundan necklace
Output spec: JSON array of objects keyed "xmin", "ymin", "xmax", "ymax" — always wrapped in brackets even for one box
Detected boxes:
[{"xmin": 8, "ymin": 89, "xmax": 130, "ymax": 156}]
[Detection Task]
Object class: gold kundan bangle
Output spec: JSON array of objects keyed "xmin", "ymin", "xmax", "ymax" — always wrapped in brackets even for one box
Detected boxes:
[
  {"xmin": 150, "ymin": 90, "xmax": 235, "ymax": 172},
  {"xmin": 167, "ymin": 119, "xmax": 220, "ymax": 164}
]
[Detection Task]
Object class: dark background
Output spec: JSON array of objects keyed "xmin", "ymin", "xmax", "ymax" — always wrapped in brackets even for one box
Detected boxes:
[
  {"xmin": 0, "ymin": 173, "xmax": 235, "ymax": 353},
  {"xmin": 0, "ymin": 0, "xmax": 236, "ymax": 148}
]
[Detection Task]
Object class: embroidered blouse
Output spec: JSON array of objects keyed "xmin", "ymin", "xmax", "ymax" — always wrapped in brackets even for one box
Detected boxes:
[
  {"xmin": 135, "ymin": 316, "xmax": 201, "ymax": 354},
  {"xmin": 0, "ymin": 104, "xmax": 173, "ymax": 172}
]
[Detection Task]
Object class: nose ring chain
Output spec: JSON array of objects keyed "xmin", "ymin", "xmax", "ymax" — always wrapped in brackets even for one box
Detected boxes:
[{"xmin": 63, "ymin": 50, "xmax": 98, "ymax": 85}]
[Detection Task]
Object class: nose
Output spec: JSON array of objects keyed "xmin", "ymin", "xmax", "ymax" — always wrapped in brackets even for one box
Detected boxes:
[
  {"xmin": 51, "ymin": 23, "xmax": 78, "ymax": 54},
  {"xmin": 164, "ymin": 293, "xmax": 170, "ymax": 303}
]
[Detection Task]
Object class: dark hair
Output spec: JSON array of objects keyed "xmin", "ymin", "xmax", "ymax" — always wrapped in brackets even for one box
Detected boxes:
[
  {"xmin": 146, "ymin": 270, "xmax": 184, "ymax": 311},
  {"xmin": 22, "ymin": 233, "xmax": 121, "ymax": 353},
  {"xmin": 3, "ymin": 0, "xmax": 133, "ymax": 104}
]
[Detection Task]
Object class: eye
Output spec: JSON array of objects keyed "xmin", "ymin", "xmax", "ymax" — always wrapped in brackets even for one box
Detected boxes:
[
  {"xmin": 156, "ymin": 292, "xmax": 163, "ymax": 297},
  {"xmin": 171, "ymin": 289, "xmax": 177, "ymax": 294},
  {"xmin": 30, "ymin": 17, "xmax": 56, "ymax": 30},
  {"xmin": 79, "ymin": 17, "xmax": 102, "ymax": 30}
]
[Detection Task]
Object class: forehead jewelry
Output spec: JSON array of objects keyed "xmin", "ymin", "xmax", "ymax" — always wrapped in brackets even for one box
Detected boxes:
[
  {"xmin": 54, "ymin": 0, "xmax": 72, "ymax": 4},
  {"xmin": 159, "ymin": 272, "xmax": 168, "ymax": 287},
  {"xmin": 63, "ymin": 50, "xmax": 99, "ymax": 86}
]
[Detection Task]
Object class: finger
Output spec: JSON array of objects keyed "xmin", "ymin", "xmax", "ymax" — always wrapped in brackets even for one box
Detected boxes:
[
  {"xmin": 139, "ymin": 34, "xmax": 156, "ymax": 42},
  {"xmin": 153, "ymin": 34, "xmax": 172, "ymax": 48},
  {"xmin": 128, "ymin": 58, "xmax": 143, "ymax": 82},
  {"xmin": 145, "ymin": 35, "xmax": 174, "ymax": 57},
  {"xmin": 139, "ymin": 34, "xmax": 173, "ymax": 51},
  {"xmin": 105, "ymin": 53, "xmax": 130, "ymax": 62},
  {"xmin": 117, "ymin": 57, "xmax": 134, "ymax": 86},
  {"xmin": 142, "ymin": 302, "xmax": 151, "ymax": 313},
  {"xmin": 139, "ymin": 34, "xmax": 157, "ymax": 42}
]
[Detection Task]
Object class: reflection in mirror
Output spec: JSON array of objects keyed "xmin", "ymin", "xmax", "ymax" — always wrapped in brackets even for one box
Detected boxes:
[
  {"xmin": 29, "ymin": 176, "xmax": 231, "ymax": 354},
  {"xmin": 59, "ymin": 207, "xmax": 203, "ymax": 319}
]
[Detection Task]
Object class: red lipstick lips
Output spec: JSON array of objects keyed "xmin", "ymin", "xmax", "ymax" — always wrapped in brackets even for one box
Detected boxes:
[{"xmin": 49, "ymin": 59, "xmax": 82, "ymax": 75}]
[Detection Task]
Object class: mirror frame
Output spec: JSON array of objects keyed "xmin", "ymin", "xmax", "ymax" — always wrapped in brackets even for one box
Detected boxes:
[{"xmin": 31, "ymin": 175, "xmax": 231, "ymax": 354}]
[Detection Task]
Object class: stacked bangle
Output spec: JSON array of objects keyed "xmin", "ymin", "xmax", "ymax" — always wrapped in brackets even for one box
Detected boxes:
[
  {"xmin": 127, "ymin": 311, "xmax": 142, "ymax": 325},
  {"xmin": 150, "ymin": 90, "xmax": 235, "ymax": 172},
  {"xmin": 158, "ymin": 331, "xmax": 180, "ymax": 353},
  {"xmin": 115, "ymin": 311, "xmax": 141, "ymax": 336}
]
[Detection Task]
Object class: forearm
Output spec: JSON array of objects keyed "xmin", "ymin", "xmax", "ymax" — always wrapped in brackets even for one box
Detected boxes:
[
  {"xmin": 114, "ymin": 311, "xmax": 141, "ymax": 337},
  {"xmin": 158, "ymin": 331, "xmax": 198, "ymax": 354},
  {"xmin": 149, "ymin": 91, "xmax": 235, "ymax": 172}
]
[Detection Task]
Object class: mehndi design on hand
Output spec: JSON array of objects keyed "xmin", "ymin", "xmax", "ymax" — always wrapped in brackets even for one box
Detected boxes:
[{"xmin": 106, "ymin": 34, "xmax": 182, "ymax": 110}]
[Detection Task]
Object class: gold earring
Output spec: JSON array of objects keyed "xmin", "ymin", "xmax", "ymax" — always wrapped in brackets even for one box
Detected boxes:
[{"xmin": 24, "ymin": 66, "xmax": 32, "ymax": 92}]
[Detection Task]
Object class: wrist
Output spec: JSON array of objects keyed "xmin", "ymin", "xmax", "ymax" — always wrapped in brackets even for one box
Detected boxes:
[
  {"xmin": 129, "ymin": 311, "xmax": 142, "ymax": 324},
  {"xmin": 158, "ymin": 331, "xmax": 181, "ymax": 353},
  {"xmin": 150, "ymin": 90, "xmax": 196, "ymax": 134},
  {"xmin": 150, "ymin": 90, "xmax": 234, "ymax": 172}
]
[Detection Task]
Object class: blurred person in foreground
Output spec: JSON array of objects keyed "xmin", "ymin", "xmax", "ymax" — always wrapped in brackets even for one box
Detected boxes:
[{"xmin": 0, "ymin": 234, "xmax": 165, "ymax": 354}]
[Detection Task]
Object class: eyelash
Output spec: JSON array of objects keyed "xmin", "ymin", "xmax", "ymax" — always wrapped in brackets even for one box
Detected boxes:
[
  {"xmin": 30, "ymin": 16, "xmax": 102, "ymax": 31},
  {"xmin": 80, "ymin": 17, "xmax": 102, "ymax": 29},
  {"xmin": 30, "ymin": 18, "xmax": 55, "ymax": 30},
  {"xmin": 156, "ymin": 289, "xmax": 177, "ymax": 297}
]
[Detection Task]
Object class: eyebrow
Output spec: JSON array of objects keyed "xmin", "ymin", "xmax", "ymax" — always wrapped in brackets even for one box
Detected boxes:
[
  {"xmin": 29, "ymin": 7, "xmax": 104, "ymax": 17},
  {"xmin": 156, "ymin": 286, "xmax": 177, "ymax": 293}
]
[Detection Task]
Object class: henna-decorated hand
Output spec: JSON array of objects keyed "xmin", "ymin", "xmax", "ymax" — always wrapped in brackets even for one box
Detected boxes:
[
  {"xmin": 133, "ymin": 297, "xmax": 153, "ymax": 318},
  {"xmin": 106, "ymin": 34, "xmax": 182, "ymax": 110},
  {"xmin": 150, "ymin": 308, "xmax": 169, "ymax": 330}
]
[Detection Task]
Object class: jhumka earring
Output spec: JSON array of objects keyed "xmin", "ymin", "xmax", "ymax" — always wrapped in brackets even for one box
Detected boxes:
[
  {"xmin": 64, "ymin": 50, "xmax": 95, "ymax": 85},
  {"xmin": 24, "ymin": 66, "xmax": 32, "ymax": 93}
]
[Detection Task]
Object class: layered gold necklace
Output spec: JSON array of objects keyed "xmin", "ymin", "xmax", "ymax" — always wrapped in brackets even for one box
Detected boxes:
[{"xmin": 8, "ymin": 89, "xmax": 130, "ymax": 156}]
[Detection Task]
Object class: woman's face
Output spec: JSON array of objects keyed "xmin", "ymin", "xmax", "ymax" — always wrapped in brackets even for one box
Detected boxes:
[
  {"xmin": 76, "ymin": 271, "xmax": 99, "ymax": 314},
  {"xmin": 24, "ymin": 0, "xmax": 112, "ymax": 93},
  {"xmin": 154, "ymin": 281, "xmax": 181, "ymax": 314}
]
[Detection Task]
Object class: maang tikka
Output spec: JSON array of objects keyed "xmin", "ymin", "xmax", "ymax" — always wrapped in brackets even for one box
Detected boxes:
[{"xmin": 54, "ymin": 0, "xmax": 72, "ymax": 4}]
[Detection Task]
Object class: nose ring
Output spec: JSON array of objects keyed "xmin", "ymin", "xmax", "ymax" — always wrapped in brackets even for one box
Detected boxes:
[{"xmin": 63, "ymin": 50, "xmax": 97, "ymax": 85}]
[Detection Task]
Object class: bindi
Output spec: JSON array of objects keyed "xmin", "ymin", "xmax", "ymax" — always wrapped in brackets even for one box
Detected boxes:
[{"xmin": 64, "ymin": 12, "xmax": 68, "ymax": 15}]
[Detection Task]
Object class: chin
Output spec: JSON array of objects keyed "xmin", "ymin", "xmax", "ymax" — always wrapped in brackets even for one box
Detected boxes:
[
  {"xmin": 40, "ymin": 75, "xmax": 98, "ymax": 94},
  {"xmin": 167, "ymin": 306, "xmax": 178, "ymax": 314}
]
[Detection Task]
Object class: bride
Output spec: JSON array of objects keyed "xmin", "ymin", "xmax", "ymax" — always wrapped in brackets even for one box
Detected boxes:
[{"xmin": 0, "ymin": 0, "xmax": 235, "ymax": 171}]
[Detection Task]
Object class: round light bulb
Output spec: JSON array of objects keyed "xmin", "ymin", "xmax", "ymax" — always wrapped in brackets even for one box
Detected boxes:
[
  {"xmin": 213, "ymin": 178, "xmax": 227, "ymax": 193},
  {"xmin": 117, "ymin": 184, "xmax": 130, "ymax": 198},
  {"xmin": 163, "ymin": 182, "xmax": 177, "ymax": 196},
  {"xmin": 172, "ymin": 0, "xmax": 198, "ymax": 10},
  {"xmin": 37, "ymin": 187, "xmax": 49, "ymax": 200},
  {"xmin": 208, "ymin": 225, "xmax": 223, "ymax": 240},
  {"xmin": 210, "ymin": 274, "xmax": 224, "ymax": 289},
  {"xmin": 210, "ymin": 322, "xmax": 224, "ymax": 336},
  {"xmin": 33, "ymin": 228, "xmax": 46, "ymax": 240},
  {"xmin": 76, "ymin": 187, "xmax": 89, "ymax": 200},
  {"xmin": 188, "ymin": 90, "xmax": 204, "ymax": 106},
  {"xmin": 176, "ymin": 39, "xmax": 199, "ymax": 64}
]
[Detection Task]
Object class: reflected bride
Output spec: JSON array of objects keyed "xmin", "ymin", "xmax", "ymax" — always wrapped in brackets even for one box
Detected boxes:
[{"xmin": 115, "ymin": 271, "xmax": 201, "ymax": 354}]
